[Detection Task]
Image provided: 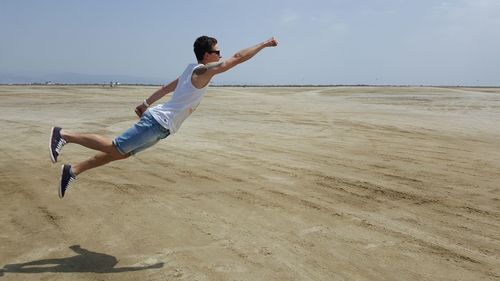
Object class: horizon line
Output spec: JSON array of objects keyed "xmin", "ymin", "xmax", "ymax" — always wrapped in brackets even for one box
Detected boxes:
[{"xmin": 1, "ymin": 83, "xmax": 499, "ymax": 88}]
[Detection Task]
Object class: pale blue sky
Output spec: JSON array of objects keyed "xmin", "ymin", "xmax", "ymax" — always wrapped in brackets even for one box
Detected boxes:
[{"xmin": 1, "ymin": 0, "xmax": 499, "ymax": 85}]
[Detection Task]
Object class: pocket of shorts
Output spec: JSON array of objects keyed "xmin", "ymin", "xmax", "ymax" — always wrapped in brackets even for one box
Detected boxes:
[
  {"xmin": 158, "ymin": 124, "xmax": 170, "ymax": 134},
  {"xmin": 160, "ymin": 131, "xmax": 170, "ymax": 139}
]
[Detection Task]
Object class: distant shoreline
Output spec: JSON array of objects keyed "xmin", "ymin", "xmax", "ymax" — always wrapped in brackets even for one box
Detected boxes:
[{"xmin": 0, "ymin": 83, "xmax": 499, "ymax": 88}]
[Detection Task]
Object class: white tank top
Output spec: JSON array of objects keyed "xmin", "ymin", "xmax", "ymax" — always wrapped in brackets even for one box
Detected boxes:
[{"xmin": 149, "ymin": 63, "xmax": 208, "ymax": 134}]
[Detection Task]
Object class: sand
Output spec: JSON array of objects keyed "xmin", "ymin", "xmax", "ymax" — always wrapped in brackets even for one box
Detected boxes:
[{"xmin": 0, "ymin": 85, "xmax": 499, "ymax": 280}]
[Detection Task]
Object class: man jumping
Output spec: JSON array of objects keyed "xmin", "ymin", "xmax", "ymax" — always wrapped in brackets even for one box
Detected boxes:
[{"xmin": 49, "ymin": 36, "xmax": 278, "ymax": 198}]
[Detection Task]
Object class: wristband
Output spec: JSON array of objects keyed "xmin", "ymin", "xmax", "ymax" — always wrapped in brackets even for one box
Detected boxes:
[{"xmin": 143, "ymin": 99, "xmax": 150, "ymax": 107}]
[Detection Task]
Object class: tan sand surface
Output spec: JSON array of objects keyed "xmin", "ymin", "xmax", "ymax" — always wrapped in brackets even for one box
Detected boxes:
[{"xmin": 1, "ymin": 85, "xmax": 499, "ymax": 280}]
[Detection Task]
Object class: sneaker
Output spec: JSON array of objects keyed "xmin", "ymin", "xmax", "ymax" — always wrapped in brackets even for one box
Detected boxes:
[
  {"xmin": 49, "ymin": 127, "xmax": 66, "ymax": 163},
  {"xmin": 59, "ymin": 164, "xmax": 76, "ymax": 198}
]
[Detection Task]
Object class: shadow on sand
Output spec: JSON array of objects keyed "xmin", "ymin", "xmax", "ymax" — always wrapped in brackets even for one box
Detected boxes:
[{"xmin": 0, "ymin": 245, "xmax": 163, "ymax": 277}]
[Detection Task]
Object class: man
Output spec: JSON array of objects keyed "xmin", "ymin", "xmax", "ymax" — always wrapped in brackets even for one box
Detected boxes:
[{"xmin": 49, "ymin": 36, "xmax": 278, "ymax": 198}]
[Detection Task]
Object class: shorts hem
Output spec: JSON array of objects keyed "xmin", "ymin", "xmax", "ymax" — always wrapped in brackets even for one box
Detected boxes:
[{"xmin": 112, "ymin": 140, "xmax": 128, "ymax": 155}]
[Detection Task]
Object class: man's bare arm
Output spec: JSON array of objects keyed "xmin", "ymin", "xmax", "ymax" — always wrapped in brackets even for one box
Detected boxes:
[
  {"xmin": 223, "ymin": 37, "xmax": 278, "ymax": 69},
  {"xmin": 192, "ymin": 37, "xmax": 278, "ymax": 88},
  {"xmin": 193, "ymin": 62, "xmax": 223, "ymax": 76},
  {"xmin": 135, "ymin": 78, "xmax": 178, "ymax": 117}
]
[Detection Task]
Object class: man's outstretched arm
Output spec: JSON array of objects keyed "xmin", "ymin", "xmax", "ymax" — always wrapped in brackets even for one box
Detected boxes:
[
  {"xmin": 192, "ymin": 37, "xmax": 278, "ymax": 88},
  {"xmin": 221, "ymin": 37, "xmax": 278, "ymax": 71}
]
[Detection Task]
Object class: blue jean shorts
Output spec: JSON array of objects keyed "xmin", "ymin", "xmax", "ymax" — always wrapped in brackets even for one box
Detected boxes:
[{"xmin": 113, "ymin": 110, "xmax": 170, "ymax": 155}]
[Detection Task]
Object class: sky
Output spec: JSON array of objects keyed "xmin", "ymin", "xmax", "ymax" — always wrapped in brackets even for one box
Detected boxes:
[{"xmin": 1, "ymin": 0, "xmax": 499, "ymax": 86}]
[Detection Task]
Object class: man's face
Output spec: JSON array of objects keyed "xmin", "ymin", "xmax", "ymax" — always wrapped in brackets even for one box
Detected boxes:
[{"xmin": 205, "ymin": 44, "xmax": 221, "ymax": 63}]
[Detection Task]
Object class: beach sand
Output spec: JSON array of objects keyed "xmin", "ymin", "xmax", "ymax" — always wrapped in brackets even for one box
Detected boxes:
[{"xmin": 1, "ymin": 85, "xmax": 499, "ymax": 280}]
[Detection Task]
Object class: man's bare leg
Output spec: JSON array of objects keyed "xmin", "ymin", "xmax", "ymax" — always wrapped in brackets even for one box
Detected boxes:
[
  {"xmin": 61, "ymin": 130, "xmax": 117, "ymax": 154},
  {"xmin": 72, "ymin": 150, "xmax": 129, "ymax": 176},
  {"xmin": 55, "ymin": 129, "xmax": 130, "ymax": 198},
  {"xmin": 60, "ymin": 130, "xmax": 129, "ymax": 176}
]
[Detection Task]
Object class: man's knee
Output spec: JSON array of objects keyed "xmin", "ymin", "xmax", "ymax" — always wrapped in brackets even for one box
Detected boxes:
[
  {"xmin": 114, "ymin": 150, "xmax": 130, "ymax": 160},
  {"xmin": 110, "ymin": 146, "xmax": 130, "ymax": 160},
  {"xmin": 116, "ymin": 153, "xmax": 130, "ymax": 160},
  {"xmin": 107, "ymin": 142, "xmax": 129, "ymax": 159}
]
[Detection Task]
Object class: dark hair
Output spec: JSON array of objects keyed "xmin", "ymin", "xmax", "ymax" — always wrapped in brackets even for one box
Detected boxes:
[{"xmin": 194, "ymin": 36, "xmax": 217, "ymax": 62}]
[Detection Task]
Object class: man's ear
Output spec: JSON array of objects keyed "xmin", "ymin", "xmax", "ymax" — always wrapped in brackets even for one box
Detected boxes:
[{"xmin": 202, "ymin": 52, "xmax": 209, "ymax": 62}]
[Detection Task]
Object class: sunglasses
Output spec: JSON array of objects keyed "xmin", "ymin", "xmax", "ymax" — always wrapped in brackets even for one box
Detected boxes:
[{"xmin": 208, "ymin": 50, "xmax": 221, "ymax": 56}]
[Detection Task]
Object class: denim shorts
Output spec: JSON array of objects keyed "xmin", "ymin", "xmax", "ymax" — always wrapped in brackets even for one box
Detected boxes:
[{"xmin": 113, "ymin": 110, "xmax": 170, "ymax": 155}]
